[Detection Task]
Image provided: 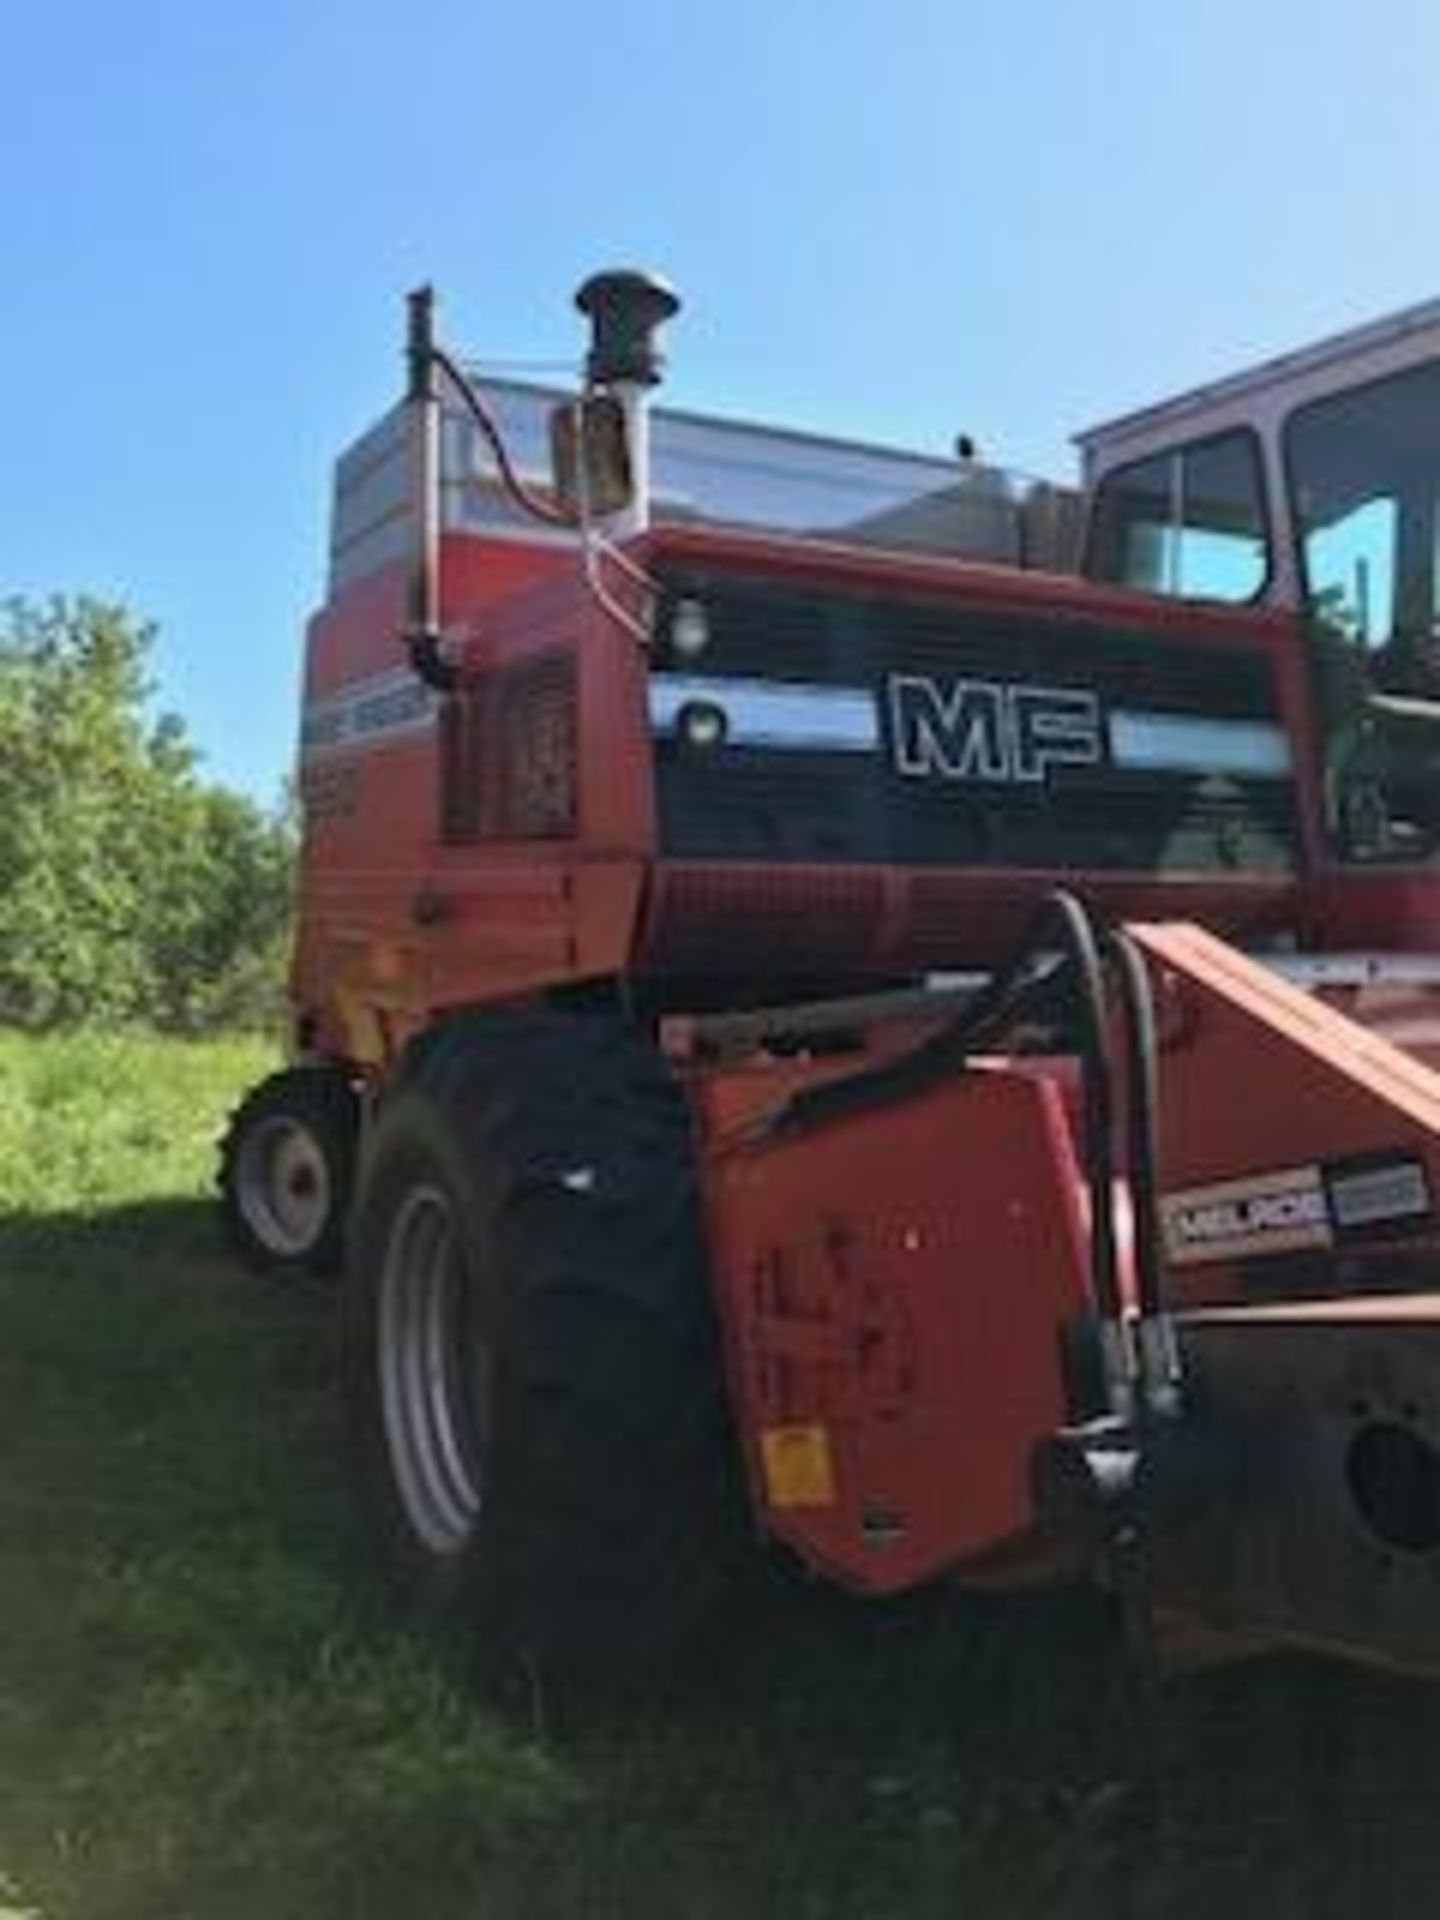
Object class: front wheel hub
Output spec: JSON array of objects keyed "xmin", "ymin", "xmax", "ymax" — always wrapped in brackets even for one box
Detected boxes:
[{"xmin": 235, "ymin": 1115, "xmax": 332, "ymax": 1256}]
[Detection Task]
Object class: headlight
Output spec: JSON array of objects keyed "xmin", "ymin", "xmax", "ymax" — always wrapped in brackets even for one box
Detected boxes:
[
  {"xmin": 669, "ymin": 597, "xmax": 711, "ymax": 659},
  {"xmin": 675, "ymin": 698, "xmax": 728, "ymax": 749}
]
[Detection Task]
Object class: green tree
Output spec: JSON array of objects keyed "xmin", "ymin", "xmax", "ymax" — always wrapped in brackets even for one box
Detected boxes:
[{"xmin": 0, "ymin": 596, "xmax": 293, "ymax": 1030}]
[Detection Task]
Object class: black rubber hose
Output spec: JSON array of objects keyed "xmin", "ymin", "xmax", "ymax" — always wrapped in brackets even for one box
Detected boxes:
[
  {"xmin": 765, "ymin": 899, "xmax": 1062, "ymax": 1136},
  {"xmin": 1109, "ymin": 929, "xmax": 1164, "ymax": 1324},
  {"xmin": 430, "ymin": 344, "xmax": 575, "ymax": 529},
  {"xmin": 1048, "ymin": 892, "xmax": 1121, "ymax": 1332},
  {"xmin": 766, "ymin": 888, "xmax": 1123, "ymax": 1329}
]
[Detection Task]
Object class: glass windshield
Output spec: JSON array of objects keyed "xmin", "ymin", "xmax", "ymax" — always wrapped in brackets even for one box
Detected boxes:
[{"xmin": 1288, "ymin": 360, "xmax": 1440, "ymax": 861}]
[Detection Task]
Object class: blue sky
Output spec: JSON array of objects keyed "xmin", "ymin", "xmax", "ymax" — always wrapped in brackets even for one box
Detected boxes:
[{"xmin": 2, "ymin": 0, "xmax": 1435, "ymax": 801}]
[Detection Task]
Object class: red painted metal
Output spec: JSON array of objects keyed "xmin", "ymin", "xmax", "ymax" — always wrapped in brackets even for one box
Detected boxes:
[
  {"xmin": 1133, "ymin": 922, "xmax": 1440, "ymax": 1303},
  {"xmin": 288, "ymin": 438, "xmax": 1440, "ymax": 1672},
  {"xmin": 694, "ymin": 1061, "xmax": 1091, "ymax": 1589},
  {"xmin": 292, "ymin": 516, "xmax": 1337, "ymax": 1064}
]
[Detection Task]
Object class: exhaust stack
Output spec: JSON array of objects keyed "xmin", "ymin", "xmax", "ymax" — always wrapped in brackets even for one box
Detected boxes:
[{"xmin": 575, "ymin": 268, "xmax": 680, "ymax": 537}]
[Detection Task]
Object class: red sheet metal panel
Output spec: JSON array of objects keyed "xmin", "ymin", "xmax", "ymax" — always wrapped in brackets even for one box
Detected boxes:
[
  {"xmin": 1131, "ymin": 922, "xmax": 1440, "ymax": 1303},
  {"xmin": 697, "ymin": 1064, "xmax": 1091, "ymax": 1591}
]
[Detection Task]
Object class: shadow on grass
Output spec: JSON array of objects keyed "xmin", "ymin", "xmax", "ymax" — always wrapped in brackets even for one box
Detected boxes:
[
  {"xmin": 3, "ymin": 1199, "xmax": 1440, "ymax": 1918},
  {"xmin": 0, "ymin": 1190, "xmax": 311, "ymax": 1267}
]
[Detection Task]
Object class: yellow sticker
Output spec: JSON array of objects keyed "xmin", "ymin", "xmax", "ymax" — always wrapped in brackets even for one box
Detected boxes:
[{"xmin": 760, "ymin": 1424, "xmax": 836, "ymax": 1510}]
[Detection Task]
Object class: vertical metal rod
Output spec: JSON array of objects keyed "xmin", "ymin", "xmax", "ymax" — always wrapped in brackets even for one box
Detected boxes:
[{"xmin": 407, "ymin": 285, "xmax": 441, "ymax": 645}]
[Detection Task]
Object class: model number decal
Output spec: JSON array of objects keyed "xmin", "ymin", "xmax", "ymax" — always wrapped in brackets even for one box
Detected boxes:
[
  {"xmin": 1325, "ymin": 1155, "xmax": 1432, "ymax": 1235},
  {"xmin": 301, "ymin": 667, "xmax": 438, "ymax": 759},
  {"xmin": 886, "ymin": 675, "xmax": 1103, "ymax": 785}
]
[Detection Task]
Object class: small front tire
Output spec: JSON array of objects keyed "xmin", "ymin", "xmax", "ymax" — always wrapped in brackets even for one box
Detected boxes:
[{"xmin": 218, "ymin": 1066, "xmax": 360, "ymax": 1276}]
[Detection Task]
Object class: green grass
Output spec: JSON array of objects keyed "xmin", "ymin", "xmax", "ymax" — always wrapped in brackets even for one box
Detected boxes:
[{"xmin": 3, "ymin": 1030, "xmax": 1440, "ymax": 1917}]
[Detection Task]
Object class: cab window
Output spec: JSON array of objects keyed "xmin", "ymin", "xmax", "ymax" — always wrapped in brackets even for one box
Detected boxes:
[
  {"xmin": 1287, "ymin": 359, "xmax": 1440, "ymax": 861},
  {"xmin": 1288, "ymin": 360, "xmax": 1440, "ymax": 690},
  {"xmin": 1088, "ymin": 430, "xmax": 1269, "ymax": 603}
]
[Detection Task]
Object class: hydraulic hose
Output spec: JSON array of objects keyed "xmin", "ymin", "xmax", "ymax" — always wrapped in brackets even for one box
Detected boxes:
[
  {"xmin": 400, "ymin": 307, "xmax": 572, "ymax": 688},
  {"xmin": 1052, "ymin": 891, "xmax": 1121, "ymax": 1336},
  {"xmin": 1109, "ymin": 930, "xmax": 1162, "ymax": 1324},
  {"xmin": 1109, "ymin": 929, "xmax": 1181, "ymax": 1411},
  {"xmin": 429, "ymin": 343, "xmax": 575, "ymax": 530},
  {"xmin": 766, "ymin": 889, "xmax": 1124, "ymax": 1331}
]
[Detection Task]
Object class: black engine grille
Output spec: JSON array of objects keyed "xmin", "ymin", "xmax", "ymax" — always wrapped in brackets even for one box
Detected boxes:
[{"xmin": 649, "ymin": 569, "xmax": 1299, "ymax": 875}]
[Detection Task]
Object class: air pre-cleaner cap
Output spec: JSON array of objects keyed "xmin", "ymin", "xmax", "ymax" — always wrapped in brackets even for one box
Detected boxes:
[{"xmin": 575, "ymin": 269, "xmax": 681, "ymax": 387}]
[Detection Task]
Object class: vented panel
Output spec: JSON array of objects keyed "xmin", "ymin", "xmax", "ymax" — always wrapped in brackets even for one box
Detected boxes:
[
  {"xmin": 644, "ymin": 869, "xmax": 886, "ymax": 973},
  {"xmin": 442, "ymin": 653, "xmax": 577, "ymax": 843}
]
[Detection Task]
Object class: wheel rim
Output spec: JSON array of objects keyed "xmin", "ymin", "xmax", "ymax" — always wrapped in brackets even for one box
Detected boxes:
[
  {"xmin": 235, "ymin": 1115, "xmax": 331, "ymax": 1256},
  {"xmin": 378, "ymin": 1185, "xmax": 485, "ymax": 1556}
]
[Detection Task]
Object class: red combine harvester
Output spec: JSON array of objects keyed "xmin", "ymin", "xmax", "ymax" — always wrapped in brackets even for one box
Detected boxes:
[{"xmin": 222, "ymin": 274, "xmax": 1440, "ymax": 1682}]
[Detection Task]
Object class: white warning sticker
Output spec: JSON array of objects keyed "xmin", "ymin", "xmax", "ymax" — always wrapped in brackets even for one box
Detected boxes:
[{"xmin": 1160, "ymin": 1166, "xmax": 1331, "ymax": 1267}]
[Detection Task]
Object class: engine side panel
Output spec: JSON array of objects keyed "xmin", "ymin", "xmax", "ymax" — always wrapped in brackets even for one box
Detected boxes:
[{"xmin": 291, "ymin": 537, "xmax": 651, "ymax": 1061}]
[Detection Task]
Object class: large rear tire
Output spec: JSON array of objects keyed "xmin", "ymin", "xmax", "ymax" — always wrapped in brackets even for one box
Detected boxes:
[
  {"xmin": 218, "ymin": 1066, "xmax": 359, "ymax": 1277},
  {"xmin": 343, "ymin": 1008, "xmax": 734, "ymax": 1682}
]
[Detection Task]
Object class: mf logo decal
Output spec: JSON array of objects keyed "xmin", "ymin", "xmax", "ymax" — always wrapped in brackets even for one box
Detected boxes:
[{"xmin": 886, "ymin": 675, "xmax": 1103, "ymax": 784}]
